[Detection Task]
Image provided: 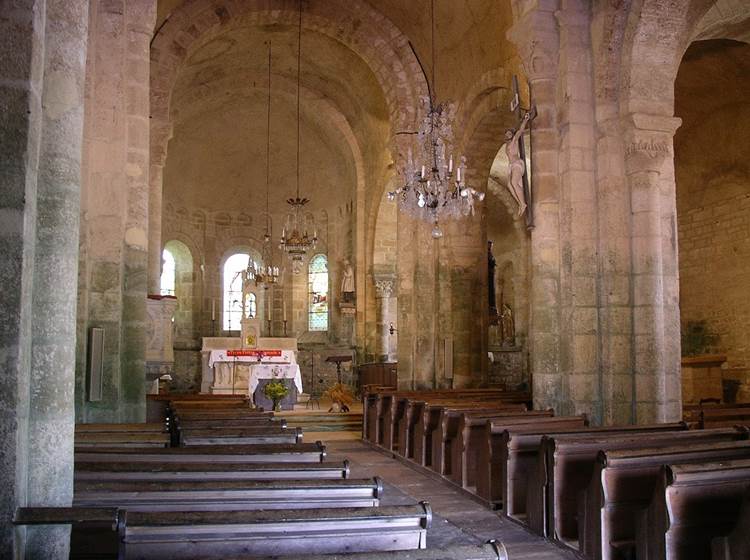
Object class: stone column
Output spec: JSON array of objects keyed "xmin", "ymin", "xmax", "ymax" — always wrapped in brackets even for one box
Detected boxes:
[
  {"xmin": 148, "ymin": 163, "xmax": 164, "ymax": 293},
  {"xmin": 0, "ymin": 1, "xmax": 46, "ymax": 554},
  {"xmin": 507, "ymin": 0, "xmax": 562, "ymax": 411},
  {"xmin": 373, "ymin": 275, "xmax": 396, "ymax": 361},
  {"xmin": 120, "ymin": 0, "xmax": 155, "ymax": 422},
  {"xmin": 26, "ymin": 0, "xmax": 89, "ymax": 557},
  {"xmin": 622, "ymin": 113, "xmax": 683, "ymax": 423}
]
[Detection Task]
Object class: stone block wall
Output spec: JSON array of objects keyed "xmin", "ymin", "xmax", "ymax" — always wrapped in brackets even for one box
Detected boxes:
[{"xmin": 675, "ymin": 41, "xmax": 750, "ymax": 373}]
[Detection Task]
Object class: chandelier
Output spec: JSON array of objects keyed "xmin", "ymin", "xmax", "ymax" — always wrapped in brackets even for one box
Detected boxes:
[
  {"xmin": 249, "ymin": 41, "xmax": 281, "ymax": 289},
  {"xmin": 388, "ymin": 0, "xmax": 484, "ymax": 239},
  {"xmin": 279, "ymin": 0, "xmax": 317, "ymax": 274}
]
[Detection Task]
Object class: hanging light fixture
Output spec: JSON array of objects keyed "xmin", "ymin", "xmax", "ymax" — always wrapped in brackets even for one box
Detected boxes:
[
  {"xmin": 279, "ymin": 0, "xmax": 317, "ymax": 274},
  {"xmin": 388, "ymin": 0, "xmax": 484, "ymax": 239},
  {"xmin": 249, "ymin": 41, "xmax": 280, "ymax": 288}
]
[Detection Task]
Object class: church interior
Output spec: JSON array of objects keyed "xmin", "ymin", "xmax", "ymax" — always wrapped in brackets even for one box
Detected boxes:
[{"xmin": 2, "ymin": 0, "xmax": 750, "ymax": 558}]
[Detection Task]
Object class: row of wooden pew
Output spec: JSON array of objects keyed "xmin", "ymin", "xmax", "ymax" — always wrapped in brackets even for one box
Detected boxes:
[
  {"xmin": 363, "ymin": 387, "xmax": 750, "ymax": 559},
  {"xmin": 16, "ymin": 394, "xmax": 508, "ymax": 559}
]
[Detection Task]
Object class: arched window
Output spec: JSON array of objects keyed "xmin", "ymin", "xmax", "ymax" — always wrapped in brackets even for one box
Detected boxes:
[
  {"xmin": 160, "ymin": 248, "xmax": 176, "ymax": 296},
  {"xmin": 223, "ymin": 253, "xmax": 250, "ymax": 331},
  {"xmin": 244, "ymin": 292, "xmax": 257, "ymax": 319},
  {"xmin": 308, "ymin": 254, "xmax": 328, "ymax": 331}
]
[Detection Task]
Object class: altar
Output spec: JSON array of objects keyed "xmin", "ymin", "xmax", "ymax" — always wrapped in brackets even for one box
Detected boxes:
[{"xmin": 201, "ymin": 331, "xmax": 301, "ymax": 408}]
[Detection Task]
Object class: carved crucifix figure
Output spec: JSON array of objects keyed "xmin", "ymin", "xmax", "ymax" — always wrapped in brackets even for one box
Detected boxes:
[{"xmin": 505, "ymin": 75, "xmax": 537, "ymax": 227}]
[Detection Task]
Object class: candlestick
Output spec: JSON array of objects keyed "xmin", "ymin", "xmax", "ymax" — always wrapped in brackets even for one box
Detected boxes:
[
  {"xmin": 283, "ymin": 301, "xmax": 287, "ymax": 322},
  {"xmin": 211, "ymin": 299, "xmax": 215, "ymax": 321},
  {"xmin": 283, "ymin": 319, "xmax": 288, "ymax": 336}
]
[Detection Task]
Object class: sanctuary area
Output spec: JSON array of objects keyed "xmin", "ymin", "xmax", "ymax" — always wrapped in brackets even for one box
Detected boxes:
[{"xmin": 2, "ymin": 0, "xmax": 750, "ymax": 559}]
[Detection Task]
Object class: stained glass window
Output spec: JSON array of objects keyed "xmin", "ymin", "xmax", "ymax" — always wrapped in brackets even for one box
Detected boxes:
[
  {"xmin": 308, "ymin": 254, "xmax": 328, "ymax": 331},
  {"xmin": 160, "ymin": 248, "xmax": 176, "ymax": 296}
]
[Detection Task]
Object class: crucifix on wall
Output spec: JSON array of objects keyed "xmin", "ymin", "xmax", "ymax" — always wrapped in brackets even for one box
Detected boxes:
[{"xmin": 506, "ymin": 75, "xmax": 537, "ymax": 229}]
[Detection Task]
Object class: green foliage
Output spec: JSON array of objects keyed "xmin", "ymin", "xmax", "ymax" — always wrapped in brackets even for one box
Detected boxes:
[
  {"xmin": 263, "ymin": 379, "xmax": 289, "ymax": 401},
  {"xmin": 681, "ymin": 320, "xmax": 719, "ymax": 357}
]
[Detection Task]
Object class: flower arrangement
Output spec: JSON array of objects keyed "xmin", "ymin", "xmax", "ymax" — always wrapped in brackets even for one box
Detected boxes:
[{"xmin": 263, "ymin": 379, "xmax": 289, "ymax": 412}]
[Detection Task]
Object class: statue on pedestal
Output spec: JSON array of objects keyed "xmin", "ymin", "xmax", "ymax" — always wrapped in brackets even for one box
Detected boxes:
[
  {"xmin": 501, "ymin": 303, "xmax": 515, "ymax": 347},
  {"xmin": 341, "ymin": 259, "xmax": 355, "ymax": 304}
]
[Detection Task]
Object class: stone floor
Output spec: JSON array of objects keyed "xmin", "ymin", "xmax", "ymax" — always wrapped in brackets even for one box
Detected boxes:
[{"xmin": 326, "ymin": 441, "xmax": 580, "ymax": 559}]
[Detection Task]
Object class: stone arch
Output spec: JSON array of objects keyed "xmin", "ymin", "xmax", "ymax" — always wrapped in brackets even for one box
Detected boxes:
[
  {"xmin": 150, "ymin": 0, "xmax": 428, "ymax": 168},
  {"xmin": 163, "ymin": 239, "xmax": 201, "ymax": 391}
]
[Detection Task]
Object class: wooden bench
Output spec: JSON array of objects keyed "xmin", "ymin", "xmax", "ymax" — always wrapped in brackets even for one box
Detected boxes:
[
  {"xmin": 74, "ymin": 432, "xmax": 171, "ymax": 448},
  {"xmin": 449, "ymin": 410, "xmax": 557, "ymax": 490},
  {"xmin": 495, "ymin": 422, "xmax": 686, "ymax": 519},
  {"xmin": 73, "ymin": 477, "xmax": 384, "ymax": 511},
  {"xmin": 381, "ymin": 392, "xmax": 525, "ymax": 451},
  {"xmin": 14, "ymin": 503, "xmax": 432, "ymax": 559},
  {"xmin": 396, "ymin": 397, "xmax": 526, "ymax": 459},
  {"xmin": 411, "ymin": 401, "xmax": 521, "ymax": 469},
  {"xmin": 75, "ymin": 460, "xmax": 350, "ymax": 482},
  {"xmin": 364, "ymin": 389, "xmax": 527, "ymax": 445},
  {"xmin": 582, "ymin": 441, "xmax": 750, "ymax": 560},
  {"xmin": 474, "ymin": 415, "xmax": 588, "ymax": 507},
  {"xmin": 711, "ymin": 486, "xmax": 750, "ymax": 559},
  {"xmin": 75, "ymin": 423, "xmax": 167, "ymax": 433},
  {"xmin": 431, "ymin": 407, "xmax": 550, "ymax": 477},
  {"xmin": 75, "ymin": 441, "xmax": 327, "ymax": 463},
  {"xmin": 178, "ymin": 426, "xmax": 302, "ymax": 447},
  {"xmin": 246, "ymin": 541, "xmax": 508, "ymax": 560},
  {"xmin": 638, "ymin": 459, "xmax": 750, "ymax": 560},
  {"xmin": 171, "ymin": 409, "xmax": 273, "ymax": 421},
  {"xmin": 530, "ymin": 426, "xmax": 749, "ymax": 543}
]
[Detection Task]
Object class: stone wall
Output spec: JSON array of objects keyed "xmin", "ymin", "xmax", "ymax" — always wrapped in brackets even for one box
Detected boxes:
[{"xmin": 675, "ymin": 39, "xmax": 750, "ymax": 374}]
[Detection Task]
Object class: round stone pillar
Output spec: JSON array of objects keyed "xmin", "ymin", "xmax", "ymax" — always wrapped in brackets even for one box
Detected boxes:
[
  {"xmin": 622, "ymin": 112, "xmax": 683, "ymax": 424},
  {"xmin": 26, "ymin": 0, "xmax": 89, "ymax": 557},
  {"xmin": 374, "ymin": 276, "xmax": 396, "ymax": 361}
]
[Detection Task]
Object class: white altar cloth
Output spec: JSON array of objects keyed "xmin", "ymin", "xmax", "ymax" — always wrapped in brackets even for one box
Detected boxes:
[
  {"xmin": 208, "ymin": 349, "xmax": 296, "ymax": 368},
  {"xmin": 248, "ymin": 364, "xmax": 303, "ymax": 395}
]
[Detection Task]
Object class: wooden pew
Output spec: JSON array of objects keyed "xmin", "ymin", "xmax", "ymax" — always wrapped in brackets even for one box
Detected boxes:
[
  {"xmin": 711, "ymin": 487, "xmax": 750, "ymax": 560},
  {"xmin": 396, "ymin": 397, "xmax": 525, "ymax": 459},
  {"xmin": 364, "ymin": 389, "xmax": 528, "ymax": 446},
  {"xmin": 75, "ymin": 441, "xmax": 327, "ymax": 463},
  {"xmin": 178, "ymin": 426, "xmax": 302, "ymax": 447},
  {"xmin": 529, "ymin": 426, "xmax": 749, "ymax": 544},
  {"xmin": 171, "ymin": 409, "xmax": 273, "ymax": 421},
  {"xmin": 494, "ymin": 422, "xmax": 686, "ymax": 519},
  {"xmin": 15, "ymin": 503, "xmax": 433, "ymax": 559},
  {"xmin": 582, "ymin": 441, "xmax": 750, "ymax": 560},
  {"xmin": 75, "ymin": 432, "xmax": 170, "ymax": 448},
  {"xmin": 73, "ymin": 477, "xmax": 384, "ymax": 511},
  {"xmin": 431, "ymin": 407, "xmax": 550, "ymax": 477},
  {"xmin": 175, "ymin": 416, "xmax": 285, "ymax": 429},
  {"xmin": 638, "ymin": 459, "xmax": 750, "ymax": 560},
  {"xmin": 449, "ymin": 410, "xmax": 556, "ymax": 489},
  {"xmin": 247, "ymin": 541, "xmax": 508, "ymax": 560},
  {"xmin": 382, "ymin": 392, "xmax": 526, "ymax": 452},
  {"xmin": 411, "ymin": 401, "xmax": 520, "ymax": 469},
  {"xmin": 75, "ymin": 423, "xmax": 167, "ymax": 433},
  {"xmin": 474, "ymin": 415, "xmax": 588, "ymax": 507},
  {"xmin": 75, "ymin": 460, "xmax": 351, "ymax": 482}
]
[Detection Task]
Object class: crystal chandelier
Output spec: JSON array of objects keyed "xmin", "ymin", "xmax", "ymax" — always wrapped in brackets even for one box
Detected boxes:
[
  {"xmin": 279, "ymin": 0, "xmax": 317, "ymax": 274},
  {"xmin": 249, "ymin": 41, "xmax": 281, "ymax": 289},
  {"xmin": 388, "ymin": 0, "xmax": 484, "ymax": 239}
]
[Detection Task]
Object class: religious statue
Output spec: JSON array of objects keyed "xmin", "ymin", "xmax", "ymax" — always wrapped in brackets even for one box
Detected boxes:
[
  {"xmin": 488, "ymin": 241, "xmax": 499, "ymax": 325},
  {"xmin": 341, "ymin": 259, "xmax": 355, "ymax": 304},
  {"xmin": 500, "ymin": 303, "xmax": 515, "ymax": 346},
  {"xmin": 504, "ymin": 110, "xmax": 531, "ymax": 217}
]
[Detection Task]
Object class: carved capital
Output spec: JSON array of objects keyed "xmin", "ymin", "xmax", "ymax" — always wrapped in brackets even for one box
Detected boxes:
[
  {"xmin": 374, "ymin": 279, "xmax": 395, "ymax": 299},
  {"xmin": 622, "ymin": 113, "xmax": 682, "ymax": 173}
]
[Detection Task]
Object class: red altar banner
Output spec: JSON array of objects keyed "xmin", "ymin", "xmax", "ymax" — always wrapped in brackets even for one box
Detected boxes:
[{"xmin": 226, "ymin": 349, "xmax": 282, "ymax": 357}]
